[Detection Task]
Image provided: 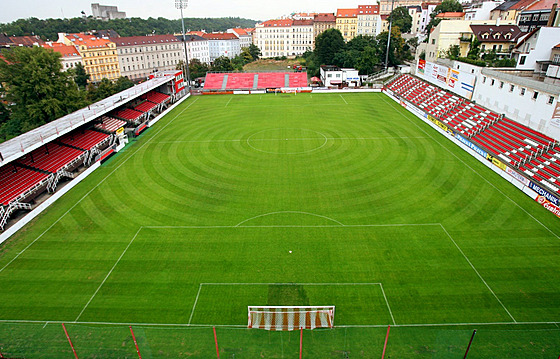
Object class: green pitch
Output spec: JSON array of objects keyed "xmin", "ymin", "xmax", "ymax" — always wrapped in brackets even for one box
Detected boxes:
[{"xmin": 1, "ymin": 93, "xmax": 559, "ymax": 358}]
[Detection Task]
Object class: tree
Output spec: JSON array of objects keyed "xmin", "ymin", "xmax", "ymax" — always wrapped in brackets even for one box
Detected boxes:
[
  {"xmin": 73, "ymin": 62, "xmax": 89, "ymax": 89},
  {"xmin": 355, "ymin": 46, "xmax": 380, "ymax": 74},
  {"xmin": 467, "ymin": 37, "xmax": 481, "ymax": 59},
  {"xmin": 248, "ymin": 44, "xmax": 261, "ymax": 61},
  {"xmin": 390, "ymin": 7, "xmax": 413, "ymax": 33},
  {"xmin": 426, "ymin": 0, "xmax": 463, "ymax": 34},
  {"xmin": 446, "ymin": 45, "xmax": 461, "ymax": 59},
  {"xmin": 188, "ymin": 58, "xmax": 210, "ymax": 79},
  {"xmin": 211, "ymin": 56, "xmax": 234, "ymax": 72},
  {"xmin": 314, "ymin": 28, "xmax": 345, "ymax": 65},
  {"xmin": 0, "ymin": 46, "xmax": 86, "ymax": 138},
  {"xmin": 377, "ymin": 27, "xmax": 410, "ymax": 67},
  {"xmin": 406, "ymin": 37, "xmax": 420, "ymax": 54},
  {"xmin": 87, "ymin": 78, "xmax": 115, "ymax": 102},
  {"xmin": 114, "ymin": 76, "xmax": 134, "ymax": 92}
]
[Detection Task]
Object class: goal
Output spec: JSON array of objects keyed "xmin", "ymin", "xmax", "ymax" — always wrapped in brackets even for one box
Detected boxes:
[{"xmin": 248, "ymin": 306, "xmax": 335, "ymax": 331}]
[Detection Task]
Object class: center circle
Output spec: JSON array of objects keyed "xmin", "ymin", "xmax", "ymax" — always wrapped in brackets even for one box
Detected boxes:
[{"xmin": 247, "ymin": 128, "xmax": 328, "ymax": 155}]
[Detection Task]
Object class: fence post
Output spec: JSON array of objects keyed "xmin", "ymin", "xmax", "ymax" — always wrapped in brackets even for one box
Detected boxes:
[
  {"xmin": 381, "ymin": 325, "xmax": 391, "ymax": 359},
  {"xmin": 299, "ymin": 328, "xmax": 303, "ymax": 359},
  {"xmin": 213, "ymin": 326, "xmax": 220, "ymax": 359},
  {"xmin": 61, "ymin": 323, "xmax": 79, "ymax": 359},
  {"xmin": 129, "ymin": 326, "xmax": 142, "ymax": 359},
  {"xmin": 463, "ymin": 329, "xmax": 477, "ymax": 359}
]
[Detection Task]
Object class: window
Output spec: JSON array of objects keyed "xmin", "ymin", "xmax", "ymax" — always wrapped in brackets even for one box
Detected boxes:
[
  {"xmin": 519, "ymin": 56, "xmax": 526, "ymax": 65},
  {"xmin": 482, "ymin": 76, "xmax": 486, "ymax": 84},
  {"xmin": 549, "ymin": 96, "xmax": 555, "ymax": 104},
  {"xmin": 510, "ymin": 84, "xmax": 515, "ymax": 92},
  {"xmin": 553, "ymin": 54, "xmax": 560, "ymax": 64},
  {"xmin": 491, "ymin": 79, "xmax": 495, "ymax": 86},
  {"xmin": 533, "ymin": 91, "xmax": 539, "ymax": 100},
  {"xmin": 520, "ymin": 88, "xmax": 525, "ymax": 96},
  {"xmin": 432, "ymin": 39, "xmax": 435, "ymax": 44},
  {"xmin": 499, "ymin": 81, "xmax": 504, "ymax": 89}
]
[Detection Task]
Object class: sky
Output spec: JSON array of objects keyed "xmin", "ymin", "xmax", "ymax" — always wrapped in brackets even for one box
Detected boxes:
[{"xmin": 0, "ymin": 0, "xmax": 365, "ymax": 24}]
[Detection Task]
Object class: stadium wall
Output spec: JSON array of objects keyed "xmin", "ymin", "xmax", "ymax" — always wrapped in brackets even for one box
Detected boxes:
[
  {"xmin": 0, "ymin": 93, "xmax": 192, "ymax": 244},
  {"xmin": 382, "ymin": 89, "xmax": 560, "ymax": 218}
]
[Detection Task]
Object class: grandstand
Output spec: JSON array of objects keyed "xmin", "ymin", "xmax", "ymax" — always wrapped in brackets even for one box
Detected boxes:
[
  {"xmin": 0, "ymin": 72, "xmax": 186, "ymax": 232},
  {"xmin": 386, "ymin": 73, "xmax": 559, "ymax": 194},
  {"xmin": 203, "ymin": 72, "xmax": 308, "ymax": 91}
]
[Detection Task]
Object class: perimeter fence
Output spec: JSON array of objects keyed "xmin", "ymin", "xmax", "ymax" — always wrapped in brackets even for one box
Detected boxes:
[{"xmin": 1, "ymin": 322, "xmax": 560, "ymax": 358}]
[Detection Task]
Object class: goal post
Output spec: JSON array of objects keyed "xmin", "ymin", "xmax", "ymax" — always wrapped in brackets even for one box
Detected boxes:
[{"xmin": 248, "ymin": 306, "xmax": 335, "ymax": 331}]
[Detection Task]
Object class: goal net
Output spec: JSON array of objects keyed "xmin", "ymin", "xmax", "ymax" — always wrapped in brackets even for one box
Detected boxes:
[{"xmin": 248, "ymin": 306, "xmax": 335, "ymax": 331}]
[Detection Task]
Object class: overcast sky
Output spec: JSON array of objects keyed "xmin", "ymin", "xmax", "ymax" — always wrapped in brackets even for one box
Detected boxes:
[{"xmin": 1, "ymin": 0, "xmax": 365, "ymax": 24}]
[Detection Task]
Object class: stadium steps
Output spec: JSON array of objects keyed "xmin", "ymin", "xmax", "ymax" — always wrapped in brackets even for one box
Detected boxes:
[
  {"xmin": 221, "ymin": 75, "xmax": 229, "ymax": 90},
  {"xmin": 253, "ymin": 74, "xmax": 259, "ymax": 89},
  {"xmin": 285, "ymin": 74, "xmax": 289, "ymax": 87}
]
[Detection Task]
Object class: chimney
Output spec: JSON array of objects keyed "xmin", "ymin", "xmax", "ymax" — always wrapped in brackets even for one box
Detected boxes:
[
  {"xmin": 547, "ymin": 3, "xmax": 557, "ymax": 27},
  {"xmin": 496, "ymin": 17, "xmax": 501, "ymax": 26}
]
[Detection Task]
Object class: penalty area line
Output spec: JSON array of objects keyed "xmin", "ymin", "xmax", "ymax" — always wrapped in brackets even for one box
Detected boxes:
[{"xmin": 340, "ymin": 94, "xmax": 349, "ymax": 105}]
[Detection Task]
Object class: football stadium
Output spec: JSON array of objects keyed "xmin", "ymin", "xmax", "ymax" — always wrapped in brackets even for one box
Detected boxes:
[{"xmin": 0, "ymin": 67, "xmax": 559, "ymax": 358}]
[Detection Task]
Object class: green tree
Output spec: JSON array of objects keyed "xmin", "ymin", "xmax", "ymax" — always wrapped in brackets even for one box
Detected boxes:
[
  {"xmin": 446, "ymin": 45, "xmax": 461, "ymax": 59},
  {"xmin": 248, "ymin": 44, "xmax": 261, "ymax": 61},
  {"xmin": 114, "ymin": 76, "xmax": 134, "ymax": 92},
  {"xmin": 467, "ymin": 37, "xmax": 481, "ymax": 59},
  {"xmin": 426, "ymin": 0, "xmax": 463, "ymax": 34},
  {"xmin": 211, "ymin": 56, "xmax": 234, "ymax": 72},
  {"xmin": 86, "ymin": 78, "xmax": 115, "ymax": 102},
  {"xmin": 314, "ymin": 28, "xmax": 345, "ymax": 65},
  {"xmin": 390, "ymin": 6, "xmax": 413, "ymax": 33},
  {"xmin": 73, "ymin": 62, "xmax": 90, "ymax": 89},
  {"xmin": 0, "ymin": 46, "xmax": 86, "ymax": 138},
  {"xmin": 355, "ymin": 46, "xmax": 380, "ymax": 74},
  {"xmin": 377, "ymin": 27, "xmax": 410, "ymax": 67},
  {"xmin": 188, "ymin": 58, "xmax": 210, "ymax": 79}
]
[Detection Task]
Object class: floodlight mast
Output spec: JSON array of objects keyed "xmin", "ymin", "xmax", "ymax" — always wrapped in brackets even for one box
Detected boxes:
[
  {"xmin": 176, "ymin": 0, "xmax": 192, "ymax": 94},
  {"xmin": 385, "ymin": 0, "xmax": 396, "ymax": 71}
]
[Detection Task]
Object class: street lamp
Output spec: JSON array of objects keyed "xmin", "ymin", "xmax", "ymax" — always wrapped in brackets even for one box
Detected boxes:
[
  {"xmin": 175, "ymin": 0, "xmax": 192, "ymax": 94},
  {"xmin": 385, "ymin": 0, "xmax": 396, "ymax": 71}
]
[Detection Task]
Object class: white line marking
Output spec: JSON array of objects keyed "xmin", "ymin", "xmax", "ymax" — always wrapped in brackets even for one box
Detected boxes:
[
  {"xmin": 151, "ymin": 136, "xmax": 428, "ymax": 144},
  {"xmin": 200, "ymin": 283, "xmax": 382, "ymax": 285},
  {"xmin": 440, "ymin": 224, "xmax": 517, "ymax": 323},
  {"xmin": 4, "ymin": 319, "xmax": 557, "ymax": 328},
  {"xmin": 0, "ymin": 98, "xmax": 199, "ymax": 275},
  {"xmin": 246, "ymin": 128, "xmax": 328, "ymax": 155},
  {"xmin": 340, "ymin": 94, "xmax": 349, "ymax": 105},
  {"xmin": 144, "ymin": 223, "xmax": 440, "ymax": 230},
  {"xmin": 380, "ymin": 95, "xmax": 560, "ymax": 239},
  {"xmin": 225, "ymin": 97, "xmax": 233, "ymax": 107},
  {"xmin": 74, "ymin": 227, "xmax": 143, "ymax": 322},
  {"xmin": 235, "ymin": 211, "xmax": 345, "ymax": 227},
  {"xmin": 42, "ymin": 321, "xmax": 49, "ymax": 329},
  {"xmin": 188, "ymin": 284, "xmax": 203, "ymax": 325},
  {"xmin": 379, "ymin": 283, "xmax": 396, "ymax": 325}
]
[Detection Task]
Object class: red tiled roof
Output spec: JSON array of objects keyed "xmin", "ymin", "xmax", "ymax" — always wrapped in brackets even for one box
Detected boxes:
[
  {"xmin": 9, "ymin": 35, "xmax": 45, "ymax": 46},
  {"xmin": 231, "ymin": 28, "xmax": 248, "ymax": 36},
  {"xmin": 358, "ymin": 5, "xmax": 380, "ymax": 15},
  {"xmin": 261, "ymin": 19, "xmax": 294, "ymax": 27},
  {"xmin": 555, "ymin": 43, "xmax": 560, "ymax": 48},
  {"xmin": 314, "ymin": 13, "xmax": 336, "ymax": 22},
  {"xmin": 42, "ymin": 43, "xmax": 80, "ymax": 57},
  {"xmin": 202, "ymin": 32, "xmax": 238, "ymax": 40},
  {"xmin": 510, "ymin": 0, "xmax": 540, "ymax": 10},
  {"xmin": 186, "ymin": 31, "xmax": 206, "ymax": 36},
  {"xmin": 470, "ymin": 24, "xmax": 525, "ymax": 43},
  {"xmin": 336, "ymin": 9, "xmax": 358, "ymax": 17},
  {"xmin": 111, "ymin": 34, "xmax": 179, "ymax": 46},
  {"xmin": 524, "ymin": 0, "xmax": 558, "ymax": 11},
  {"xmin": 65, "ymin": 33, "xmax": 111, "ymax": 48},
  {"xmin": 293, "ymin": 19, "xmax": 314, "ymax": 26},
  {"xmin": 435, "ymin": 12, "xmax": 466, "ymax": 18}
]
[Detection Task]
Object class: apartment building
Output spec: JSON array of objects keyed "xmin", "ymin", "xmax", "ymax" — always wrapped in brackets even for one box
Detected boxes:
[
  {"xmin": 336, "ymin": 9, "xmax": 359, "ymax": 42},
  {"xmin": 254, "ymin": 19, "xmax": 294, "ymax": 58},
  {"xmin": 313, "ymin": 13, "xmax": 337, "ymax": 38},
  {"xmin": 42, "ymin": 42, "xmax": 83, "ymax": 71},
  {"xmin": 59, "ymin": 33, "xmax": 121, "ymax": 82},
  {"xmin": 182, "ymin": 34, "xmax": 211, "ymax": 64},
  {"xmin": 357, "ymin": 5, "xmax": 382, "ymax": 36},
  {"xmin": 203, "ymin": 32, "xmax": 241, "ymax": 61},
  {"xmin": 111, "ymin": 35, "xmax": 182, "ymax": 81},
  {"xmin": 292, "ymin": 20, "xmax": 314, "ymax": 54},
  {"xmin": 227, "ymin": 28, "xmax": 253, "ymax": 48}
]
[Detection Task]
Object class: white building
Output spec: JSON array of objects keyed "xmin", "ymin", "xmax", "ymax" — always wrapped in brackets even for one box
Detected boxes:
[
  {"xmin": 474, "ymin": 68, "xmax": 560, "ymax": 139},
  {"xmin": 203, "ymin": 33, "xmax": 241, "ymax": 61},
  {"xmin": 111, "ymin": 35, "xmax": 182, "ymax": 81},
  {"xmin": 227, "ymin": 28, "xmax": 253, "ymax": 49},
  {"xmin": 182, "ymin": 34, "xmax": 210, "ymax": 64},
  {"xmin": 357, "ymin": 4, "xmax": 382, "ymax": 36},
  {"xmin": 42, "ymin": 42, "xmax": 83, "ymax": 71},
  {"xmin": 91, "ymin": 3, "xmax": 126, "ymax": 21},
  {"xmin": 513, "ymin": 27, "xmax": 560, "ymax": 72},
  {"xmin": 464, "ymin": 0, "xmax": 504, "ymax": 20},
  {"xmin": 292, "ymin": 20, "xmax": 314, "ymax": 55},
  {"xmin": 410, "ymin": 2, "xmax": 440, "ymax": 35},
  {"xmin": 320, "ymin": 66, "xmax": 361, "ymax": 87},
  {"xmin": 254, "ymin": 19, "xmax": 294, "ymax": 58}
]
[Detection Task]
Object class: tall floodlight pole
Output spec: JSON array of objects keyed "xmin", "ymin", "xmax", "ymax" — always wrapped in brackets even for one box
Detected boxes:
[
  {"xmin": 176, "ymin": 0, "xmax": 192, "ymax": 94},
  {"xmin": 385, "ymin": 0, "xmax": 396, "ymax": 71}
]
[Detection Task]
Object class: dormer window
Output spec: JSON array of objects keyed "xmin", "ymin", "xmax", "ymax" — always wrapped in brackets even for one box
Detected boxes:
[
  {"xmin": 482, "ymin": 33, "xmax": 489, "ymax": 39},
  {"xmin": 493, "ymin": 33, "xmax": 501, "ymax": 39},
  {"xmin": 504, "ymin": 33, "xmax": 511, "ymax": 39}
]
